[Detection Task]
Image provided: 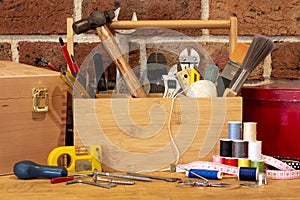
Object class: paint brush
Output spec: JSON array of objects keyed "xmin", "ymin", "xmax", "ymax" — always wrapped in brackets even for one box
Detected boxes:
[
  {"xmin": 216, "ymin": 43, "xmax": 249, "ymax": 96},
  {"xmin": 223, "ymin": 34, "xmax": 276, "ymax": 97}
]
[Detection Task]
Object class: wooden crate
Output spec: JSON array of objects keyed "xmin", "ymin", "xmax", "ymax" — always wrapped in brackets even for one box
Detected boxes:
[
  {"xmin": 0, "ymin": 61, "xmax": 67, "ymax": 173},
  {"xmin": 74, "ymin": 95, "xmax": 242, "ymax": 172}
]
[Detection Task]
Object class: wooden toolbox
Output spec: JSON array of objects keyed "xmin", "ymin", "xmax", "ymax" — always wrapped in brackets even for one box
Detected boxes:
[
  {"xmin": 0, "ymin": 61, "xmax": 67, "ymax": 173},
  {"xmin": 74, "ymin": 95, "xmax": 242, "ymax": 172},
  {"xmin": 71, "ymin": 16, "xmax": 242, "ymax": 172}
]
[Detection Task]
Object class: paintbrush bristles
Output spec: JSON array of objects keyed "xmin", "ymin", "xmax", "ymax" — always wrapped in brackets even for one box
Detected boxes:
[
  {"xmin": 242, "ymin": 34, "xmax": 275, "ymax": 72},
  {"xmin": 226, "ymin": 35, "xmax": 276, "ymax": 95}
]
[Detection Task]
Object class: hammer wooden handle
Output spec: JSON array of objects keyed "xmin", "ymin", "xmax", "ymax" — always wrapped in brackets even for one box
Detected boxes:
[{"xmin": 95, "ymin": 25, "xmax": 147, "ymax": 98}]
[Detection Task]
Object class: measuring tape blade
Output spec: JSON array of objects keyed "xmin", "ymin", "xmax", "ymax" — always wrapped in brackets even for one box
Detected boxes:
[{"xmin": 175, "ymin": 155, "xmax": 300, "ymax": 180}]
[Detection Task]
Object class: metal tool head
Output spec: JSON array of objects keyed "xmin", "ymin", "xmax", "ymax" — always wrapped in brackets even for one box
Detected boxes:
[
  {"xmin": 72, "ymin": 10, "xmax": 115, "ymax": 34},
  {"xmin": 179, "ymin": 48, "xmax": 200, "ymax": 70},
  {"xmin": 178, "ymin": 180, "xmax": 231, "ymax": 187},
  {"xmin": 113, "ymin": 7, "xmax": 137, "ymax": 34},
  {"xmin": 126, "ymin": 172, "xmax": 182, "ymax": 182},
  {"xmin": 66, "ymin": 179, "xmax": 116, "ymax": 189}
]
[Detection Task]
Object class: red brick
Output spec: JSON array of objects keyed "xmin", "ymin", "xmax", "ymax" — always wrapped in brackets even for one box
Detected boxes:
[
  {"xmin": 271, "ymin": 42, "xmax": 300, "ymax": 79},
  {"xmin": 210, "ymin": 0, "xmax": 300, "ymax": 36},
  {"xmin": 81, "ymin": 0, "xmax": 202, "ymax": 36},
  {"xmin": 18, "ymin": 41, "xmax": 98, "ymax": 69},
  {"xmin": 19, "ymin": 41, "xmax": 66, "ymax": 68},
  {"xmin": 0, "ymin": 0, "xmax": 73, "ymax": 35},
  {"xmin": 0, "ymin": 43, "xmax": 12, "ymax": 60},
  {"xmin": 248, "ymin": 64, "xmax": 264, "ymax": 81},
  {"xmin": 18, "ymin": 40, "xmax": 118, "ymax": 86},
  {"xmin": 82, "ymin": 0, "xmax": 201, "ymax": 20}
]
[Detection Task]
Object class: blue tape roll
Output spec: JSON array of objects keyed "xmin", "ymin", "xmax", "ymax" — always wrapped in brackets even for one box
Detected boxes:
[{"xmin": 187, "ymin": 169, "xmax": 222, "ymax": 180}]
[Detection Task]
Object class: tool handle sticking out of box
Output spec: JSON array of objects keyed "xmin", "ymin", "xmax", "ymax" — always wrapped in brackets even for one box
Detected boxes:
[
  {"xmin": 72, "ymin": 9, "xmax": 147, "ymax": 98},
  {"xmin": 13, "ymin": 160, "xmax": 68, "ymax": 179}
]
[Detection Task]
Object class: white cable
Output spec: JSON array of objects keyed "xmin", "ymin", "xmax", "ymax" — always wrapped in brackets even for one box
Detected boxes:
[{"xmin": 167, "ymin": 88, "xmax": 189, "ymax": 165}]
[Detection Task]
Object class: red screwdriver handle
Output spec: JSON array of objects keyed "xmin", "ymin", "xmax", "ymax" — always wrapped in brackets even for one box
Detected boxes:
[{"xmin": 51, "ymin": 176, "xmax": 74, "ymax": 184}]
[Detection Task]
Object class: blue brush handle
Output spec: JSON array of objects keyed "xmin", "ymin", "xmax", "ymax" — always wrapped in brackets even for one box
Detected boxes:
[{"xmin": 14, "ymin": 160, "xmax": 68, "ymax": 179}]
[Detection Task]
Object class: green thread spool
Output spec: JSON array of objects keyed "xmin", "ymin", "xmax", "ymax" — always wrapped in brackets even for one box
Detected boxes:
[{"xmin": 251, "ymin": 160, "xmax": 265, "ymax": 173}]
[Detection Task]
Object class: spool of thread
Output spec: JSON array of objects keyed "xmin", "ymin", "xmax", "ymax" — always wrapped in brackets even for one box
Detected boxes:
[
  {"xmin": 220, "ymin": 139, "xmax": 232, "ymax": 157},
  {"xmin": 228, "ymin": 121, "xmax": 242, "ymax": 140},
  {"xmin": 213, "ymin": 155, "xmax": 225, "ymax": 164},
  {"xmin": 238, "ymin": 167, "xmax": 258, "ymax": 181},
  {"xmin": 238, "ymin": 158, "xmax": 251, "ymax": 167},
  {"xmin": 224, "ymin": 157, "xmax": 238, "ymax": 167},
  {"xmin": 248, "ymin": 141, "xmax": 262, "ymax": 160},
  {"xmin": 232, "ymin": 140, "xmax": 248, "ymax": 158},
  {"xmin": 251, "ymin": 160, "xmax": 265, "ymax": 173},
  {"xmin": 187, "ymin": 169, "xmax": 222, "ymax": 180},
  {"xmin": 243, "ymin": 122, "xmax": 257, "ymax": 141},
  {"xmin": 186, "ymin": 80, "xmax": 217, "ymax": 98}
]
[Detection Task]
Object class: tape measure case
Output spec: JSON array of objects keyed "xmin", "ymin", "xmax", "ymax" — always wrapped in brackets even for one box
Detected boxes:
[
  {"xmin": 73, "ymin": 94, "xmax": 242, "ymax": 172},
  {"xmin": 0, "ymin": 61, "xmax": 68, "ymax": 173}
]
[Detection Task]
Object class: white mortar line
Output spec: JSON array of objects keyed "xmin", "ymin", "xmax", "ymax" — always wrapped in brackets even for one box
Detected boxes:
[
  {"xmin": 139, "ymin": 42, "xmax": 147, "ymax": 78},
  {"xmin": 201, "ymin": 0, "xmax": 210, "ymax": 35},
  {"xmin": 263, "ymin": 54, "xmax": 273, "ymax": 79},
  {"xmin": 10, "ymin": 41, "xmax": 19, "ymax": 62},
  {"xmin": 1, "ymin": 34, "xmax": 299, "ymax": 44},
  {"xmin": 73, "ymin": 0, "xmax": 83, "ymax": 21}
]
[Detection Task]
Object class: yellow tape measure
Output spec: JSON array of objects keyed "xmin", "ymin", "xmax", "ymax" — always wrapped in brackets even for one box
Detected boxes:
[
  {"xmin": 47, "ymin": 145, "xmax": 102, "ymax": 173},
  {"xmin": 190, "ymin": 68, "xmax": 201, "ymax": 84},
  {"xmin": 176, "ymin": 68, "xmax": 201, "ymax": 93}
]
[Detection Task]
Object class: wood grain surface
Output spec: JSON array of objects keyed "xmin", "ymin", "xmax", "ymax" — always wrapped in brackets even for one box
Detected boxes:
[{"xmin": 0, "ymin": 172, "xmax": 299, "ymax": 200}]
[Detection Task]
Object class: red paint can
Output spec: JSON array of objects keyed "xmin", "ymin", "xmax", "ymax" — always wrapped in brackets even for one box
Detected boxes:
[{"xmin": 241, "ymin": 82, "xmax": 300, "ymax": 159}]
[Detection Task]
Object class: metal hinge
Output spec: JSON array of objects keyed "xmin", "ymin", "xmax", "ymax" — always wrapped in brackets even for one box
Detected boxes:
[{"xmin": 32, "ymin": 88, "xmax": 48, "ymax": 112}]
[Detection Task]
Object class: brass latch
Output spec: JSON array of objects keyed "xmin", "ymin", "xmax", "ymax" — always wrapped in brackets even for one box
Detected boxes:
[{"xmin": 32, "ymin": 88, "xmax": 49, "ymax": 112}]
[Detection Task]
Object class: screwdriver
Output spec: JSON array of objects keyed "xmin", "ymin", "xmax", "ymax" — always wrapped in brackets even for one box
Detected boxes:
[{"xmin": 13, "ymin": 160, "xmax": 68, "ymax": 179}]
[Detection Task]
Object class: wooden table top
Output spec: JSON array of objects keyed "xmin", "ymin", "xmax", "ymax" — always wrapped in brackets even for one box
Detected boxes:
[{"xmin": 0, "ymin": 172, "xmax": 299, "ymax": 200}]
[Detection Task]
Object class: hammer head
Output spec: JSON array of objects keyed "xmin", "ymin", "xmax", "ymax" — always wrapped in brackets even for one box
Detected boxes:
[{"xmin": 73, "ymin": 10, "xmax": 115, "ymax": 34}]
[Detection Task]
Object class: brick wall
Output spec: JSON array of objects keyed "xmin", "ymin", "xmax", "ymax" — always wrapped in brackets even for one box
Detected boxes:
[{"xmin": 0, "ymin": 0, "xmax": 299, "ymax": 83}]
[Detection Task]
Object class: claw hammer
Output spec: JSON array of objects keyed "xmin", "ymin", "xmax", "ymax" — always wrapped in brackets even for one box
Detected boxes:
[{"xmin": 72, "ymin": 10, "xmax": 147, "ymax": 98}]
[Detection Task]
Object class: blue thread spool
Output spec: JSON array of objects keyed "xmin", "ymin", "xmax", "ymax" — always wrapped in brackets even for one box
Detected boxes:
[
  {"xmin": 228, "ymin": 121, "xmax": 242, "ymax": 140},
  {"xmin": 186, "ymin": 169, "xmax": 222, "ymax": 180},
  {"xmin": 238, "ymin": 167, "xmax": 258, "ymax": 181}
]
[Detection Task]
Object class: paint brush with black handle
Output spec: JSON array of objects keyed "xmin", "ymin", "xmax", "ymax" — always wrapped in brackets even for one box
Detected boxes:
[{"xmin": 223, "ymin": 35, "xmax": 275, "ymax": 97}]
